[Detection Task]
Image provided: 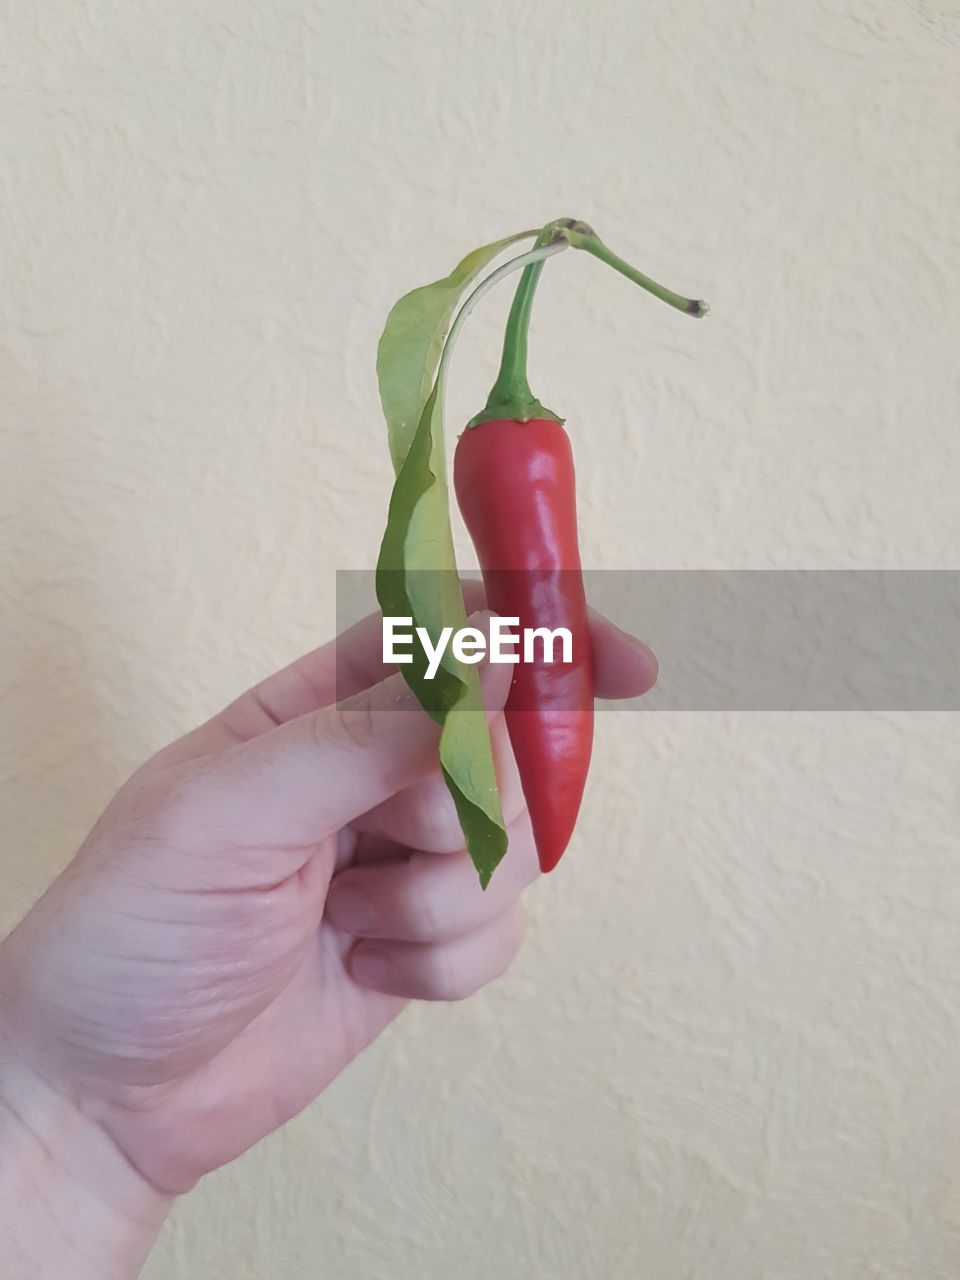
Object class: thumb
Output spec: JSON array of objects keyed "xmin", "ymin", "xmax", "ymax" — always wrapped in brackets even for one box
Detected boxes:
[{"xmin": 166, "ymin": 612, "xmax": 511, "ymax": 855}]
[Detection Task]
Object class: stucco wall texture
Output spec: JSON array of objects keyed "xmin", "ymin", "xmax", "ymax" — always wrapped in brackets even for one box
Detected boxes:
[{"xmin": 2, "ymin": 2, "xmax": 959, "ymax": 1276}]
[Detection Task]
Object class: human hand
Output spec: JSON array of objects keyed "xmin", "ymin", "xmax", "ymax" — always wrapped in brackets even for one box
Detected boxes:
[{"xmin": 0, "ymin": 595, "xmax": 657, "ymax": 1204}]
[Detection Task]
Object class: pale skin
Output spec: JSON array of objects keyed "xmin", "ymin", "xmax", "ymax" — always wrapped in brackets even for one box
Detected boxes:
[{"xmin": 0, "ymin": 594, "xmax": 657, "ymax": 1278}]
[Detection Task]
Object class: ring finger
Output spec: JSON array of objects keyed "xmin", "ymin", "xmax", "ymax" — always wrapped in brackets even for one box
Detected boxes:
[{"xmin": 348, "ymin": 902, "xmax": 527, "ymax": 1001}]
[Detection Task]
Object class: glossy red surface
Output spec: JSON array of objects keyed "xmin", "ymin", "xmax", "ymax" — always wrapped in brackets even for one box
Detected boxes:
[{"xmin": 454, "ymin": 418, "xmax": 594, "ymax": 872}]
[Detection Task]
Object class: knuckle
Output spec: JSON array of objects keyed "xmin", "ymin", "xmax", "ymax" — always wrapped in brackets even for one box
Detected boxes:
[
  {"xmin": 409, "ymin": 785, "xmax": 464, "ymax": 853},
  {"xmin": 148, "ymin": 766, "xmax": 217, "ymax": 845},
  {"xmin": 404, "ymin": 853, "xmax": 445, "ymax": 940},
  {"xmin": 425, "ymin": 945, "xmax": 476, "ymax": 1002},
  {"xmin": 508, "ymin": 902, "xmax": 528, "ymax": 953},
  {"xmin": 320, "ymin": 691, "xmax": 378, "ymax": 752},
  {"xmin": 486, "ymin": 907, "xmax": 527, "ymax": 983}
]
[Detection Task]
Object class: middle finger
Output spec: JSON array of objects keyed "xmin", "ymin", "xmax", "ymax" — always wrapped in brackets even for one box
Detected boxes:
[
  {"xmin": 325, "ymin": 813, "xmax": 539, "ymax": 944},
  {"xmin": 352, "ymin": 710, "xmax": 525, "ymax": 853}
]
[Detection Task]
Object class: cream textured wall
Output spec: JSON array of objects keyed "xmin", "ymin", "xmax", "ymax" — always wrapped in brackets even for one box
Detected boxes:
[{"xmin": 2, "ymin": 2, "xmax": 960, "ymax": 1276}]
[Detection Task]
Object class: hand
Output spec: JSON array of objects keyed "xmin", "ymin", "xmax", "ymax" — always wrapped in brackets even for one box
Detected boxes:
[{"xmin": 0, "ymin": 595, "xmax": 657, "ymax": 1207}]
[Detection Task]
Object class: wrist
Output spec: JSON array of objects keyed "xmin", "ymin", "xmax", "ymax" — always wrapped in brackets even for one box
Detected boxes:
[{"xmin": 0, "ymin": 1016, "xmax": 171, "ymax": 1280}]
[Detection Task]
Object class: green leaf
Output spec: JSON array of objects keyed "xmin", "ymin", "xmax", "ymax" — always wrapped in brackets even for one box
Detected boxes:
[
  {"xmin": 377, "ymin": 387, "xmax": 508, "ymax": 887},
  {"xmin": 376, "ymin": 237, "xmax": 534, "ymax": 886},
  {"xmin": 377, "ymin": 232, "xmax": 534, "ymax": 475}
]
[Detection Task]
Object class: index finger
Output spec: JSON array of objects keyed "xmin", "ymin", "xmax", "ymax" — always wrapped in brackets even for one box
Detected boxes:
[
  {"xmin": 170, "ymin": 647, "xmax": 512, "ymax": 855},
  {"xmin": 146, "ymin": 581, "xmax": 657, "ymax": 775},
  {"xmin": 226, "ymin": 581, "xmax": 655, "ymax": 727}
]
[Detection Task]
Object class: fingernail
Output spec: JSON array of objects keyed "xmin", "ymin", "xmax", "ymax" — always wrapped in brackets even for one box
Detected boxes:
[
  {"xmin": 633, "ymin": 636, "xmax": 658, "ymax": 670},
  {"xmin": 350, "ymin": 947, "xmax": 392, "ymax": 989},
  {"xmin": 617, "ymin": 625, "xmax": 658, "ymax": 667},
  {"xmin": 465, "ymin": 608, "xmax": 496, "ymax": 640},
  {"xmin": 327, "ymin": 886, "xmax": 376, "ymax": 934}
]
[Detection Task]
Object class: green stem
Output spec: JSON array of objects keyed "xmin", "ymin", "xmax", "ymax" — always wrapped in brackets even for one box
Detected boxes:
[
  {"xmin": 564, "ymin": 224, "xmax": 709, "ymax": 318},
  {"xmin": 436, "ymin": 240, "xmax": 568, "ymax": 402},
  {"xmin": 468, "ymin": 222, "xmax": 569, "ymax": 427},
  {"xmin": 469, "ymin": 219, "xmax": 708, "ymax": 428}
]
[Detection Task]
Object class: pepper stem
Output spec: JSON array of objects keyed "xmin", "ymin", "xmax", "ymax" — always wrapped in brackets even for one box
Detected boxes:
[
  {"xmin": 468, "ymin": 222, "xmax": 567, "ymax": 428},
  {"xmin": 436, "ymin": 240, "xmax": 568, "ymax": 402},
  {"xmin": 467, "ymin": 219, "xmax": 708, "ymax": 429},
  {"xmin": 563, "ymin": 224, "xmax": 709, "ymax": 318}
]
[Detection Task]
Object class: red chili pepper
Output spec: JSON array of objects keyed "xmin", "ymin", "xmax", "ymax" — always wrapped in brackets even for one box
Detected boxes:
[
  {"xmin": 454, "ymin": 417, "xmax": 592, "ymax": 872},
  {"xmin": 450, "ymin": 228, "xmax": 594, "ymax": 873},
  {"xmin": 453, "ymin": 220, "xmax": 706, "ymax": 874}
]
